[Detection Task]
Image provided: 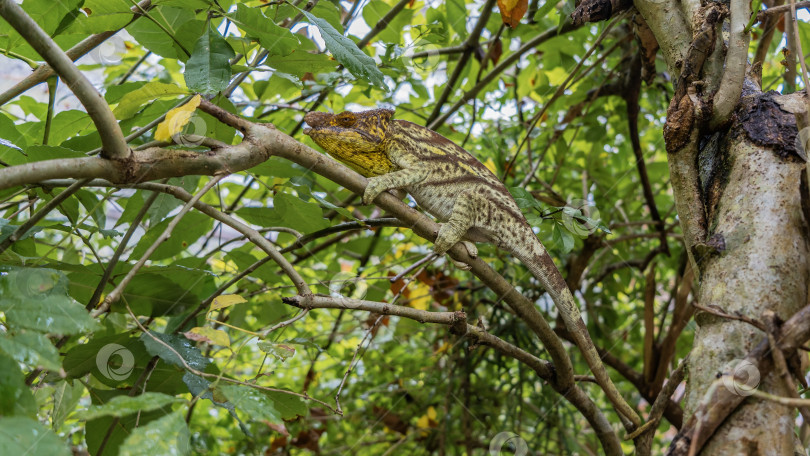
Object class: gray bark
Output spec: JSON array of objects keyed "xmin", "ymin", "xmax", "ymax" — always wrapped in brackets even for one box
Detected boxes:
[{"xmin": 685, "ymin": 89, "xmax": 810, "ymax": 454}]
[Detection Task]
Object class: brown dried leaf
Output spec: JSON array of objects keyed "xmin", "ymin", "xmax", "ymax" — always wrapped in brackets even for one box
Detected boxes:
[{"xmin": 497, "ymin": 0, "xmax": 529, "ymax": 28}]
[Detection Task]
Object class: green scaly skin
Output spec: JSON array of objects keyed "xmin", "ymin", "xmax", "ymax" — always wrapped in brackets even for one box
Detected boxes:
[{"xmin": 304, "ymin": 109, "xmax": 641, "ymax": 427}]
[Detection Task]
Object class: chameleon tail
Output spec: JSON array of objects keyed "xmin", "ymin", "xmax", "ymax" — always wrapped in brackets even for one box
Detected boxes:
[{"xmin": 510, "ymin": 238, "xmax": 642, "ymax": 428}]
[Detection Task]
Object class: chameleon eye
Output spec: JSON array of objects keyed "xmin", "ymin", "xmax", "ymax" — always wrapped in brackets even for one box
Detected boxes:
[{"xmin": 336, "ymin": 112, "xmax": 356, "ymax": 127}]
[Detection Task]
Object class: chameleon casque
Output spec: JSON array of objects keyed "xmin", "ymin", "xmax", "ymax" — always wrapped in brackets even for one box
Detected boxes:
[{"xmin": 303, "ymin": 109, "xmax": 637, "ymax": 425}]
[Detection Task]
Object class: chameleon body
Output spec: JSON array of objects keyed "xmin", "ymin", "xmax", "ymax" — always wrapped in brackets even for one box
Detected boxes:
[{"xmin": 303, "ymin": 109, "xmax": 638, "ymax": 425}]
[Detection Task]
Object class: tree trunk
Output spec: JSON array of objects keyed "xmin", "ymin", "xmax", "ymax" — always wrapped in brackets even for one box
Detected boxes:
[
  {"xmin": 680, "ymin": 88, "xmax": 810, "ymax": 453},
  {"xmin": 633, "ymin": 0, "xmax": 810, "ymax": 449}
]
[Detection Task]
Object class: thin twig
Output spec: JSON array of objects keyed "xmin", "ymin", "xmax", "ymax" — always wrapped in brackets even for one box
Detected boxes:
[
  {"xmin": 0, "ymin": 178, "xmax": 90, "ymax": 255},
  {"xmin": 0, "ymin": 0, "xmax": 152, "ymax": 106},
  {"xmin": 86, "ymin": 184, "xmax": 165, "ymax": 310},
  {"xmin": 94, "ymin": 176, "xmax": 224, "ymax": 315}
]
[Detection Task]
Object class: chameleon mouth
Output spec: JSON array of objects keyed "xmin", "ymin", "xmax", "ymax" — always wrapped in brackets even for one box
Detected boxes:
[{"xmin": 303, "ymin": 127, "xmax": 312, "ymax": 135}]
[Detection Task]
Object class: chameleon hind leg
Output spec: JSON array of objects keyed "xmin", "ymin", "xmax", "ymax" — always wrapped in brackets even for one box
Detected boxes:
[{"xmin": 434, "ymin": 190, "xmax": 480, "ymax": 266}]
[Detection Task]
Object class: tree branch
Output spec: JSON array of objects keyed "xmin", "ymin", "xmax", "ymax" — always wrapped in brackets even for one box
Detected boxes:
[
  {"xmin": 711, "ymin": 0, "xmax": 751, "ymax": 128},
  {"xmin": 94, "ymin": 176, "xmax": 224, "ymax": 314},
  {"xmin": 666, "ymin": 303, "xmax": 810, "ymax": 455},
  {"xmin": 0, "ymin": 0, "xmax": 130, "ymax": 159},
  {"xmin": 426, "ymin": 0, "xmax": 495, "ymax": 125},
  {"xmin": 0, "ymin": 178, "xmax": 90, "ymax": 254},
  {"xmin": 42, "ymin": 179, "xmax": 310, "ymax": 297},
  {"xmin": 0, "ymin": 0, "xmax": 153, "ymax": 106},
  {"xmin": 195, "ymin": 100, "xmax": 624, "ymax": 454},
  {"xmin": 428, "ymin": 21, "xmax": 579, "ymax": 130}
]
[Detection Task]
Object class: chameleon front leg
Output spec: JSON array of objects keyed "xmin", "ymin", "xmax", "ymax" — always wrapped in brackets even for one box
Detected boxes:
[
  {"xmin": 362, "ymin": 168, "xmax": 428, "ymax": 205},
  {"xmin": 434, "ymin": 190, "xmax": 479, "ymax": 260}
]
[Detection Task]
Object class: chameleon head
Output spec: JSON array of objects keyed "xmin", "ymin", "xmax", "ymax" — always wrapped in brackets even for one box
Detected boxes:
[{"xmin": 303, "ymin": 109, "xmax": 396, "ymax": 177}]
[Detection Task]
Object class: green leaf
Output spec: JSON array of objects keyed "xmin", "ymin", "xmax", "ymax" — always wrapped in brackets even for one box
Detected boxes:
[
  {"xmin": 509, "ymin": 187, "xmax": 543, "ymax": 209},
  {"xmin": 0, "ymin": 331, "xmax": 61, "ymax": 371},
  {"xmin": 533, "ymin": 0, "xmax": 558, "ymax": 22},
  {"xmin": 0, "ymin": 218, "xmax": 43, "ymax": 243},
  {"xmin": 248, "ymin": 156, "xmax": 303, "ymax": 178},
  {"xmin": 0, "ymin": 0, "xmax": 83, "ymax": 53},
  {"xmin": 262, "ymin": 53, "xmax": 337, "ymax": 77},
  {"xmin": 299, "ymin": 8, "xmax": 387, "ymax": 89},
  {"xmin": 264, "ymin": 390, "xmax": 308, "ymax": 420},
  {"xmin": 129, "ymin": 211, "xmax": 212, "ymax": 261},
  {"xmin": 105, "ymin": 81, "xmax": 149, "ymax": 104},
  {"xmin": 0, "ymin": 354, "xmax": 37, "ymax": 418},
  {"xmin": 119, "ymin": 411, "xmax": 191, "ymax": 456},
  {"xmin": 74, "ymin": 392, "xmax": 182, "ymax": 420},
  {"xmin": 306, "ymin": 191, "xmax": 357, "ymax": 220},
  {"xmin": 63, "ymin": 332, "xmax": 164, "ymax": 390},
  {"xmin": 148, "ymin": 177, "xmax": 200, "ymax": 224},
  {"xmin": 217, "ymin": 384, "xmax": 307, "ymax": 424},
  {"xmin": 219, "ymin": 384, "xmax": 282, "ymax": 423},
  {"xmin": 446, "ymin": 0, "xmax": 467, "ymax": 38},
  {"xmin": 112, "ymin": 271, "xmax": 206, "ymax": 317},
  {"xmin": 47, "ymin": 110, "xmax": 93, "ymax": 146},
  {"xmin": 112, "ymin": 82, "xmax": 189, "ymax": 120},
  {"xmin": 0, "ymin": 417, "xmax": 71, "ymax": 456},
  {"xmin": 126, "ymin": 6, "xmax": 203, "ymax": 60},
  {"xmin": 228, "ymin": 4, "xmax": 300, "ymax": 56},
  {"xmin": 552, "ymin": 224, "xmax": 575, "ymax": 254},
  {"xmin": 184, "ymin": 25, "xmax": 236, "ymax": 94},
  {"xmin": 75, "ymin": 189, "xmax": 107, "ymax": 230},
  {"xmin": 0, "ymin": 267, "xmax": 99, "ymax": 335},
  {"xmin": 236, "ymin": 192, "xmax": 329, "ymax": 233},
  {"xmin": 0, "ymin": 144, "xmax": 84, "ymax": 167},
  {"xmin": 257, "ymin": 341, "xmax": 296, "ymax": 361},
  {"xmin": 362, "ymin": 1, "xmax": 414, "ymax": 44},
  {"xmin": 141, "ymin": 331, "xmax": 210, "ymax": 371},
  {"xmin": 52, "ymin": 380, "xmax": 85, "ymax": 431},
  {"xmin": 84, "ymin": 389, "xmax": 172, "ymax": 456},
  {"xmin": 69, "ymin": 0, "xmax": 136, "ymax": 34}
]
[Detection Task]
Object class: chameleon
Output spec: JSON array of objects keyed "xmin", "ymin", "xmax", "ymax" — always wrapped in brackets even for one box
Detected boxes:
[{"xmin": 303, "ymin": 108, "xmax": 640, "ymax": 426}]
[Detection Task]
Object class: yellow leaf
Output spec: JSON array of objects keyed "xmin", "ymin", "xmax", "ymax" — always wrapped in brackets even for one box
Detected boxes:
[
  {"xmin": 416, "ymin": 406, "xmax": 438, "ymax": 430},
  {"xmin": 211, "ymin": 294, "xmax": 247, "ymax": 311},
  {"xmin": 427, "ymin": 406, "xmax": 437, "ymax": 421},
  {"xmin": 483, "ymin": 158, "xmax": 497, "ymax": 175},
  {"xmin": 154, "ymin": 94, "xmax": 201, "ymax": 142},
  {"xmin": 185, "ymin": 327, "xmax": 230, "ymax": 347},
  {"xmin": 434, "ymin": 341, "xmax": 451, "ymax": 355},
  {"xmin": 394, "ymin": 242, "xmax": 415, "ymax": 259},
  {"xmin": 209, "ymin": 258, "xmax": 238, "ymax": 274},
  {"xmin": 416, "ymin": 414, "xmax": 430, "ymax": 429},
  {"xmin": 409, "ymin": 282, "xmax": 432, "ymax": 310}
]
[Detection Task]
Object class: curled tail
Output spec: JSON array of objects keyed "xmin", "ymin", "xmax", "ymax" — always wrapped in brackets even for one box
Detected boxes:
[{"xmin": 510, "ymin": 236, "xmax": 642, "ymax": 427}]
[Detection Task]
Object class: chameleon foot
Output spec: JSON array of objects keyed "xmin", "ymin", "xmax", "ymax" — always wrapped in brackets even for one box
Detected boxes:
[
  {"xmin": 362, "ymin": 177, "xmax": 387, "ymax": 205},
  {"xmin": 461, "ymin": 241, "xmax": 478, "ymax": 259}
]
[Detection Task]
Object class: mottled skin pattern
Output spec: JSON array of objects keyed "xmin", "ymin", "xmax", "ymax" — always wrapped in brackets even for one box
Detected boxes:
[{"xmin": 304, "ymin": 109, "xmax": 638, "ymax": 425}]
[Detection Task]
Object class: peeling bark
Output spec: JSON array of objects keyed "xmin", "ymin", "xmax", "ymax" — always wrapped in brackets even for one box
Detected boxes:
[{"xmin": 682, "ymin": 88, "xmax": 810, "ymax": 454}]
